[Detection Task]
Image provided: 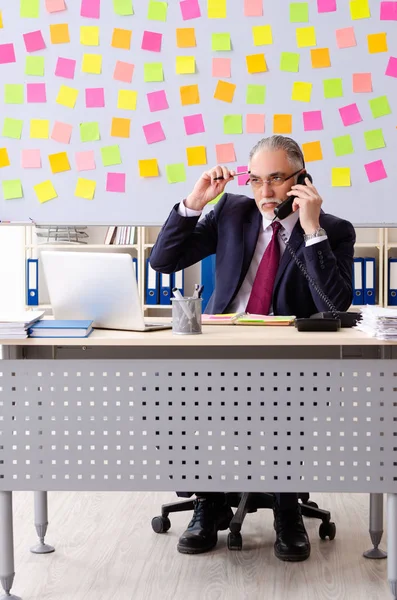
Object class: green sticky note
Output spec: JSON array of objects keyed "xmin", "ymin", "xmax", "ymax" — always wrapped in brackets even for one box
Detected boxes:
[
  {"xmin": 101, "ymin": 145, "xmax": 122, "ymax": 166},
  {"xmin": 20, "ymin": 0, "xmax": 39, "ymax": 17},
  {"xmin": 144, "ymin": 62, "xmax": 164, "ymax": 82},
  {"xmin": 280, "ymin": 52, "xmax": 300, "ymax": 72},
  {"xmin": 211, "ymin": 33, "xmax": 231, "ymax": 51},
  {"xmin": 147, "ymin": 1, "xmax": 167, "ymax": 21},
  {"xmin": 290, "ymin": 2, "xmax": 309, "ymax": 22},
  {"xmin": 208, "ymin": 191, "xmax": 224, "ymax": 205},
  {"xmin": 369, "ymin": 95, "xmax": 391, "ymax": 118},
  {"xmin": 224, "ymin": 114, "xmax": 243, "ymax": 134},
  {"xmin": 80, "ymin": 122, "xmax": 100, "ymax": 142},
  {"xmin": 4, "ymin": 84, "xmax": 24, "ymax": 104},
  {"xmin": 25, "ymin": 56, "xmax": 44, "ymax": 76},
  {"xmin": 113, "ymin": 0, "xmax": 134, "ymax": 15},
  {"xmin": 2, "ymin": 179, "xmax": 23, "ymax": 200},
  {"xmin": 166, "ymin": 163, "xmax": 186, "ymax": 184},
  {"xmin": 332, "ymin": 135, "xmax": 354, "ymax": 156},
  {"xmin": 364, "ymin": 128, "xmax": 385, "ymax": 150},
  {"xmin": 246, "ymin": 84, "xmax": 266, "ymax": 104},
  {"xmin": 323, "ymin": 78, "xmax": 343, "ymax": 98},
  {"xmin": 2, "ymin": 118, "xmax": 23, "ymax": 139}
]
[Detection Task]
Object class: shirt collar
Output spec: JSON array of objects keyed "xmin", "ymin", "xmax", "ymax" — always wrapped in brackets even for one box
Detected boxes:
[{"xmin": 262, "ymin": 209, "xmax": 300, "ymax": 236}]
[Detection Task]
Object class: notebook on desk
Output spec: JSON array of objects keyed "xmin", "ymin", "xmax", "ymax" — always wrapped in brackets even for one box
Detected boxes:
[{"xmin": 202, "ymin": 313, "xmax": 296, "ymax": 326}]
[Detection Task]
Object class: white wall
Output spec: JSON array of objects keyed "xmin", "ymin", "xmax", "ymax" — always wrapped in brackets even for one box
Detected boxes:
[{"xmin": 0, "ymin": 226, "xmax": 25, "ymax": 312}]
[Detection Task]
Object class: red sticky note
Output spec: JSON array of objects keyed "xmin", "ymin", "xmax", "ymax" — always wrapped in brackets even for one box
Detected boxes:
[
  {"xmin": 335, "ymin": 27, "xmax": 356, "ymax": 49},
  {"xmin": 212, "ymin": 58, "xmax": 231, "ymax": 78},
  {"xmin": 55, "ymin": 57, "xmax": 76, "ymax": 79},
  {"xmin": 339, "ymin": 103, "xmax": 362, "ymax": 126},
  {"xmin": 22, "ymin": 149, "xmax": 41, "ymax": 169},
  {"xmin": 180, "ymin": 0, "xmax": 201, "ymax": 20},
  {"xmin": 244, "ymin": 0, "xmax": 263, "ymax": 16},
  {"xmin": 237, "ymin": 165, "xmax": 250, "ymax": 186},
  {"xmin": 352, "ymin": 72, "xmax": 372, "ymax": 92},
  {"xmin": 147, "ymin": 90, "xmax": 169, "ymax": 112},
  {"xmin": 106, "ymin": 172, "xmax": 126, "ymax": 192},
  {"xmin": 142, "ymin": 31, "xmax": 162, "ymax": 52},
  {"xmin": 75, "ymin": 150, "xmax": 95, "ymax": 171},
  {"xmin": 317, "ymin": 0, "xmax": 336, "ymax": 12},
  {"xmin": 85, "ymin": 87, "xmax": 105, "ymax": 108},
  {"xmin": 113, "ymin": 60, "xmax": 134, "ymax": 83},
  {"xmin": 0, "ymin": 44, "xmax": 16, "ymax": 64},
  {"xmin": 216, "ymin": 143, "xmax": 236, "ymax": 163},
  {"xmin": 81, "ymin": 0, "xmax": 100, "ymax": 19},
  {"xmin": 183, "ymin": 113, "xmax": 205, "ymax": 134},
  {"xmin": 303, "ymin": 110, "xmax": 323, "ymax": 131},
  {"xmin": 143, "ymin": 121, "xmax": 166, "ymax": 144},
  {"xmin": 51, "ymin": 121, "xmax": 73, "ymax": 144},
  {"xmin": 365, "ymin": 159, "xmax": 387, "ymax": 183},
  {"xmin": 380, "ymin": 1, "xmax": 397, "ymax": 19},
  {"xmin": 386, "ymin": 56, "xmax": 397, "ymax": 78},
  {"xmin": 27, "ymin": 83, "xmax": 47, "ymax": 103},
  {"xmin": 246, "ymin": 113, "xmax": 265, "ymax": 133},
  {"xmin": 23, "ymin": 31, "xmax": 46, "ymax": 53}
]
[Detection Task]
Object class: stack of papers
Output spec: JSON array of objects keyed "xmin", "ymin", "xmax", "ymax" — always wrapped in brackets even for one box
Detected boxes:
[
  {"xmin": 0, "ymin": 310, "xmax": 44, "ymax": 339},
  {"xmin": 202, "ymin": 313, "xmax": 296, "ymax": 326},
  {"xmin": 355, "ymin": 305, "xmax": 397, "ymax": 339}
]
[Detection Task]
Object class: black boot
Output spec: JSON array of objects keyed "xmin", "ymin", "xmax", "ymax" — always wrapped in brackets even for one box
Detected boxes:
[
  {"xmin": 273, "ymin": 501, "xmax": 311, "ymax": 562},
  {"xmin": 177, "ymin": 497, "xmax": 233, "ymax": 554}
]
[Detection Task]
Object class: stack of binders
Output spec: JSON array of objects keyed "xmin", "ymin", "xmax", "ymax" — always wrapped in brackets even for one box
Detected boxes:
[
  {"xmin": 388, "ymin": 258, "xmax": 397, "ymax": 305},
  {"xmin": 145, "ymin": 258, "xmax": 184, "ymax": 305},
  {"xmin": 352, "ymin": 257, "xmax": 375, "ymax": 305}
]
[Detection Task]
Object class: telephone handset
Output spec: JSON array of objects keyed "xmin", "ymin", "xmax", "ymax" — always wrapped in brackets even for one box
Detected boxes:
[{"xmin": 273, "ymin": 172, "xmax": 313, "ymax": 221}]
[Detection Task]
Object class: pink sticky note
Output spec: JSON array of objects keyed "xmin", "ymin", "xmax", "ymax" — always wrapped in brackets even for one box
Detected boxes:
[
  {"xmin": 147, "ymin": 90, "xmax": 169, "ymax": 111},
  {"xmin": 212, "ymin": 58, "xmax": 231, "ymax": 78},
  {"xmin": 142, "ymin": 31, "xmax": 162, "ymax": 52},
  {"xmin": 237, "ymin": 166, "xmax": 250, "ymax": 186},
  {"xmin": 85, "ymin": 87, "xmax": 105, "ymax": 108},
  {"xmin": 23, "ymin": 31, "xmax": 46, "ymax": 53},
  {"xmin": 317, "ymin": 0, "xmax": 336, "ymax": 12},
  {"xmin": 51, "ymin": 121, "xmax": 73, "ymax": 144},
  {"xmin": 21, "ymin": 149, "xmax": 41, "ymax": 169},
  {"xmin": 244, "ymin": 0, "xmax": 263, "ymax": 16},
  {"xmin": 27, "ymin": 83, "xmax": 47, "ymax": 103},
  {"xmin": 113, "ymin": 61, "xmax": 134, "ymax": 83},
  {"xmin": 106, "ymin": 172, "xmax": 126, "ymax": 193},
  {"xmin": 303, "ymin": 110, "xmax": 324, "ymax": 131},
  {"xmin": 81, "ymin": 0, "xmax": 100, "ymax": 19},
  {"xmin": 380, "ymin": 1, "xmax": 397, "ymax": 20},
  {"xmin": 183, "ymin": 113, "xmax": 205, "ymax": 135},
  {"xmin": 353, "ymin": 72, "xmax": 372, "ymax": 92},
  {"xmin": 75, "ymin": 151, "xmax": 95, "ymax": 171},
  {"xmin": 46, "ymin": 0, "xmax": 66, "ymax": 12},
  {"xmin": 180, "ymin": 0, "xmax": 201, "ymax": 20},
  {"xmin": 365, "ymin": 159, "xmax": 387, "ymax": 183},
  {"xmin": 246, "ymin": 113, "xmax": 265, "ymax": 133},
  {"xmin": 336, "ymin": 27, "xmax": 356, "ymax": 49},
  {"xmin": 386, "ymin": 56, "xmax": 397, "ymax": 78},
  {"xmin": 339, "ymin": 103, "xmax": 362, "ymax": 126},
  {"xmin": 216, "ymin": 143, "xmax": 236, "ymax": 163},
  {"xmin": 0, "ymin": 44, "xmax": 16, "ymax": 65},
  {"xmin": 143, "ymin": 121, "xmax": 166, "ymax": 144},
  {"xmin": 55, "ymin": 57, "xmax": 76, "ymax": 79}
]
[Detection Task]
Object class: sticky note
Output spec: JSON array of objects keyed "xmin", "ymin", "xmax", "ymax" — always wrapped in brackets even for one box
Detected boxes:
[
  {"xmin": 80, "ymin": 26, "xmax": 100, "ymax": 46},
  {"xmin": 353, "ymin": 72, "xmax": 372, "ymax": 92},
  {"xmin": 332, "ymin": 168, "xmax": 351, "ymax": 187},
  {"xmin": 30, "ymin": 119, "xmax": 49, "ymax": 139},
  {"xmin": 55, "ymin": 57, "xmax": 76, "ymax": 79},
  {"xmin": 246, "ymin": 113, "xmax": 265, "ymax": 133},
  {"xmin": 113, "ymin": 0, "xmax": 134, "ymax": 15},
  {"xmin": 2, "ymin": 180, "xmax": 23, "ymax": 200},
  {"xmin": 22, "ymin": 149, "xmax": 41, "ymax": 168},
  {"xmin": 112, "ymin": 28, "xmax": 132, "ymax": 50},
  {"xmin": 148, "ymin": 1, "xmax": 168, "ymax": 21},
  {"xmin": 350, "ymin": 0, "xmax": 370, "ymax": 20},
  {"xmin": 75, "ymin": 178, "xmax": 96, "ymax": 200},
  {"xmin": 56, "ymin": 85, "xmax": 79, "ymax": 108},
  {"xmin": 186, "ymin": 146, "xmax": 207, "ymax": 166},
  {"xmin": 364, "ymin": 129, "xmax": 385, "ymax": 150},
  {"xmin": 144, "ymin": 62, "xmax": 164, "ymax": 82},
  {"xmin": 365, "ymin": 159, "xmax": 387, "ymax": 183},
  {"xmin": 368, "ymin": 33, "xmax": 388, "ymax": 53},
  {"xmin": 296, "ymin": 26, "xmax": 316, "ymax": 47},
  {"xmin": 380, "ymin": 1, "xmax": 397, "ymax": 20},
  {"xmin": 303, "ymin": 110, "xmax": 323, "ymax": 131},
  {"xmin": 139, "ymin": 159, "xmax": 159, "ymax": 177},
  {"xmin": 46, "ymin": 0, "xmax": 66, "ymax": 12},
  {"xmin": 292, "ymin": 81, "xmax": 312, "ymax": 102},
  {"xmin": 214, "ymin": 80, "xmax": 236, "ymax": 103},
  {"xmin": 208, "ymin": 0, "xmax": 227, "ymax": 18},
  {"xmin": 176, "ymin": 56, "xmax": 196, "ymax": 74},
  {"xmin": 147, "ymin": 90, "xmax": 168, "ymax": 111},
  {"xmin": 176, "ymin": 28, "xmax": 196, "ymax": 48},
  {"xmin": 336, "ymin": 27, "xmax": 356, "ymax": 48},
  {"xmin": 82, "ymin": 54, "xmax": 102, "ymax": 74},
  {"xmin": 23, "ymin": 31, "xmax": 46, "ymax": 53},
  {"xmin": 386, "ymin": 57, "xmax": 397, "ymax": 78},
  {"xmin": 0, "ymin": 148, "xmax": 10, "ymax": 168},
  {"xmin": 75, "ymin": 150, "xmax": 95, "ymax": 171},
  {"xmin": 323, "ymin": 78, "xmax": 343, "ymax": 98},
  {"xmin": 369, "ymin": 95, "xmax": 391, "ymax": 118},
  {"xmin": 252, "ymin": 25, "xmax": 272, "ymax": 46},
  {"xmin": 81, "ymin": 0, "xmax": 100, "ymax": 18},
  {"xmin": 106, "ymin": 172, "xmax": 126, "ymax": 192},
  {"xmin": 246, "ymin": 53, "xmax": 267, "ymax": 73},
  {"xmin": 183, "ymin": 113, "xmax": 205, "ymax": 134},
  {"xmin": 339, "ymin": 103, "xmax": 362, "ymax": 126},
  {"xmin": 85, "ymin": 87, "xmax": 105, "ymax": 108},
  {"xmin": 290, "ymin": 2, "xmax": 309, "ymax": 22},
  {"xmin": 317, "ymin": 0, "xmax": 336, "ymax": 12},
  {"xmin": 333, "ymin": 135, "xmax": 354, "ymax": 156},
  {"xmin": 111, "ymin": 117, "xmax": 131, "ymax": 138},
  {"xmin": 34, "ymin": 180, "xmax": 57, "ymax": 203},
  {"xmin": 311, "ymin": 48, "xmax": 330, "ymax": 68},
  {"xmin": 166, "ymin": 164, "xmax": 186, "ymax": 184},
  {"xmin": 118, "ymin": 90, "xmax": 137, "ymax": 110},
  {"xmin": 142, "ymin": 31, "xmax": 162, "ymax": 52},
  {"xmin": 215, "ymin": 143, "xmax": 236, "ymax": 163},
  {"xmin": 244, "ymin": 0, "xmax": 263, "ymax": 16},
  {"xmin": 212, "ymin": 33, "xmax": 231, "ymax": 51},
  {"xmin": 49, "ymin": 151, "xmax": 71, "ymax": 174},
  {"xmin": 280, "ymin": 52, "xmax": 300, "ymax": 72},
  {"xmin": 212, "ymin": 57, "xmax": 231, "ymax": 78},
  {"xmin": 26, "ymin": 56, "xmax": 45, "ymax": 76},
  {"xmin": 273, "ymin": 114, "xmax": 292, "ymax": 134},
  {"xmin": 302, "ymin": 141, "xmax": 323, "ymax": 162},
  {"xmin": 51, "ymin": 121, "xmax": 73, "ymax": 144},
  {"xmin": 224, "ymin": 114, "xmax": 243, "ymax": 134},
  {"xmin": 0, "ymin": 43, "xmax": 16, "ymax": 64},
  {"xmin": 21, "ymin": 0, "xmax": 40, "ymax": 18},
  {"xmin": 3, "ymin": 118, "xmax": 23, "ymax": 139},
  {"xmin": 80, "ymin": 122, "xmax": 100, "ymax": 142},
  {"xmin": 143, "ymin": 121, "xmax": 166, "ymax": 144},
  {"xmin": 50, "ymin": 23, "xmax": 70, "ymax": 44},
  {"xmin": 0, "ymin": 11, "xmax": 2, "ymax": 28},
  {"xmin": 26, "ymin": 82, "xmax": 46, "ymax": 103},
  {"xmin": 180, "ymin": 84, "xmax": 200, "ymax": 105},
  {"xmin": 5, "ymin": 84, "xmax": 24, "ymax": 104},
  {"xmin": 246, "ymin": 84, "xmax": 266, "ymax": 104},
  {"xmin": 113, "ymin": 61, "xmax": 134, "ymax": 83},
  {"xmin": 180, "ymin": 0, "xmax": 201, "ymax": 20}
]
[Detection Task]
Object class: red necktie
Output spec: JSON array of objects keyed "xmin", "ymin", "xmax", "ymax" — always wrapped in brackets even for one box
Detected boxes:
[{"xmin": 246, "ymin": 221, "xmax": 282, "ymax": 315}]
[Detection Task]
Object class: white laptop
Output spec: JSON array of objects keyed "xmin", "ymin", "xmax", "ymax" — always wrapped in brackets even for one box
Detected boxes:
[{"xmin": 41, "ymin": 251, "xmax": 171, "ymax": 332}]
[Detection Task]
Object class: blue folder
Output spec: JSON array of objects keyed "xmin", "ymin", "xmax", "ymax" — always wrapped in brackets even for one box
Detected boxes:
[
  {"xmin": 352, "ymin": 257, "xmax": 364, "ymax": 305},
  {"xmin": 26, "ymin": 258, "xmax": 39, "ymax": 306},
  {"xmin": 146, "ymin": 258, "xmax": 159, "ymax": 305},
  {"xmin": 363, "ymin": 257, "xmax": 375, "ymax": 305},
  {"xmin": 160, "ymin": 272, "xmax": 172, "ymax": 305},
  {"xmin": 388, "ymin": 258, "xmax": 397, "ymax": 306}
]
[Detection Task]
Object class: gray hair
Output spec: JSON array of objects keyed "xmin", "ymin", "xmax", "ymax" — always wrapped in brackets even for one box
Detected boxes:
[{"xmin": 249, "ymin": 135, "xmax": 305, "ymax": 169}]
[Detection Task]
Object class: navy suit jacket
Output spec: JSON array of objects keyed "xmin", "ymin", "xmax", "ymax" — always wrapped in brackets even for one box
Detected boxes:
[{"xmin": 150, "ymin": 193, "xmax": 356, "ymax": 318}]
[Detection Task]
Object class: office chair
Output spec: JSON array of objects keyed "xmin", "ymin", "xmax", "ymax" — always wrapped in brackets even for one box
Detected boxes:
[{"xmin": 152, "ymin": 492, "xmax": 336, "ymax": 551}]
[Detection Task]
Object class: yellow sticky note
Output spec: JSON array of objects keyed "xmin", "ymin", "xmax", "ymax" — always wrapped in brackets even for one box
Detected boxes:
[
  {"xmin": 50, "ymin": 23, "xmax": 70, "ymax": 44},
  {"xmin": 48, "ymin": 152, "xmax": 71, "ymax": 174},
  {"xmin": 180, "ymin": 84, "xmax": 200, "ymax": 105},
  {"xmin": 292, "ymin": 81, "xmax": 312, "ymax": 102},
  {"xmin": 139, "ymin": 159, "xmax": 159, "ymax": 177},
  {"xmin": 0, "ymin": 148, "xmax": 10, "ymax": 168},
  {"xmin": 273, "ymin": 114, "xmax": 292, "ymax": 134},
  {"xmin": 75, "ymin": 177, "xmax": 96, "ymax": 200},
  {"xmin": 112, "ymin": 28, "xmax": 132, "ymax": 50},
  {"xmin": 208, "ymin": 0, "xmax": 227, "ymax": 18},
  {"xmin": 111, "ymin": 117, "xmax": 131, "ymax": 138},
  {"xmin": 80, "ymin": 26, "xmax": 100, "ymax": 46},
  {"xmin": 176, "ymin": 56, "xmax": 196, "ymax": 74},
  {"xmin": 214, "ymin": 80, "xmax": 236, "ymax": 103},
  {"xmin": 311, "ymin": 47, "xmax": 331, "ymax": 68},
  {"xmin": 176, "ymin": 28, "xmax": 196, "ymax": 48},
  {"xmin": 302, "ymin": 141, "xmax": 323, "ymax": 162},
  {"xmin": 117, "ymin": 90, "xmax": 137, "ymax": 110},
  {"xmin": 367, "ymin": 33, "xmax": 388, "ymax": 54},
  {"xmin": 186, "ymin": 146, "xmax": 207, "ymax": 166},
  {"xmin": 30, "ymin": 119, "xmax": 50, "ymax": 139},
  {"xmin": 332, "ymin": 167, "xmax": 351, "ymax": 187},
  {"xmin": 82, "ymin": 54, "xmax": 102, "ymax": 74},
  {"xmin": 349, "ymin": 0, "xmax": 370, "ymax": 20},
  {"xmin": 252, "ymin": 25, "xmax": 273, "ymax": 46},
  {"xmin": 246, "ymin": 53, "xmax": 267, "ymax": 74},
  {"xmin": 0, "ymin": 11, "xmax": 3, "ymax": 28},
  {"xmin": 296, "ymin": 26, "xmax": 316, "ymax": 48},
  {"xmin": 56, "ymin": 85, "xmax": 79, "ymax": 108},
  {"xmin": 34, "ymin": 180, "xmax": 57, "ymax": 204}
]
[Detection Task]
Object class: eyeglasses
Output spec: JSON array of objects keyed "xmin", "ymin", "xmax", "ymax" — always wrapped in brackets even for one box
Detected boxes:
[{"xmin": 246, "ymin": 168, "xmax": 304, "ymax": 189}]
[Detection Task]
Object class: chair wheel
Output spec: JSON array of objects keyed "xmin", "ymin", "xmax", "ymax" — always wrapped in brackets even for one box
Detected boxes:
[
  {"xmin": 319, "ymin": 521, "xmax": 336, "ymax": 541},
  {"xmin": 227, "ymin": 532, "xmax": 243, "ymax": 551},
  {"xmin": 306, "ymin": 500, "xmax": 319, "ymax": 509},
  {"xmin": 151, "ymin": 516, "xmax": 171, "ymax": 534}
]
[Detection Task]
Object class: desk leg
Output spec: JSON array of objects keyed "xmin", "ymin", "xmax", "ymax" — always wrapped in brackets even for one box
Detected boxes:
[
  {"xmin": 363, "ymin": 493, "xmax": 387, "ymax": 559},
  {"xmin": 0, "ymin": 491, "xmax": 22, "ymax": 600},
  {"xmin": 30, "ymin": 492, "xmax": 55, "ymax": 554},
  {"xmin": 388, "ymin": 494, "xmax": 397, "ymax": 599}
]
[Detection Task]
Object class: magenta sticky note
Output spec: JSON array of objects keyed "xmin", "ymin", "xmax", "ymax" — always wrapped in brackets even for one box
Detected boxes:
[
  {"xmin": 81, "ymin": 0, "xmax": 100, "ymax": 19},
  {"xmin": 143, "ymin": 121, "xmax": 166, "ymax": 144},
  {"xmin": 75, "ymin": 150, "xmax": 95, "ymax": 171},
  {"xmin": 246, "ymin": 113, "xmax": 265, "ymax": 133},
  {"xmin": 22, "ymin": 149, "xmax": 41, "ymax": 169},
  {"xmin": 51, "ymin": 121, "xmax": 73, "ymax": 144},
  {"xmin": 339, "ymin": 103, "xmax": 362, "ymax": 126},
  {"xmin": 106, "ymin": 172, "xmax": 126, "ymax": 193},
  {"xmin": 303, "ymin": 110, "xmax": 324, "ymax": 131},
  {"xmin": 180, "ymin": 0, "xmax": 201, "ymax": 20},
  {"xmin": 380, "ymin": 1, "xmax": 397, "ymax": 19},
  {"xmin": 142, "ymin": 31, "xmax": 162, "ymax": 52},
  {"xmin": 23, "ymin": 31, "xmax": 46, "ymax": 53},
  {"xmin": 147, "ymin": 90, "xmax": 169, "ymax": 112},
  {"xmin": 85, "ymin": 87, "xmax": 105, "ymax": 108},
  {"xmin": 317, "ymin": 0, "xmax": 336, "ymax": 12},
  {"xmin": 212, "ymin": 58, "xmax": 231, "ymax": 78},
  {"xmin": 55, "ymin": 57, "xmax": 76, "ymax": 79},
  {"xmin": 27, "ymin": 83, "xmax": 47, "ymax": 103},
  {"xmin": 365, "ymin": 159, "xmax": 387, "ymax": 183},
  {"xmin": 183, "ymin": 113, "xmax": 205, "ymax": 135},
  {"xmin": 0, "ymin": 44, "xmax": 16, "ymax": 65},
  {"xmin": 237, "ymin": 166, "xmax": 250, "ymax": 186},
  {"xmin": 386, "ymin": 56, "xmax": 397, "ymax": 78}
]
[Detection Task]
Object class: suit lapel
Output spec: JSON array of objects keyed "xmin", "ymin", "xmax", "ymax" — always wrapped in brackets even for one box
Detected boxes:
[{"xmin": 274, "ymin": 219, "xmax": 304, "ymax": 291}]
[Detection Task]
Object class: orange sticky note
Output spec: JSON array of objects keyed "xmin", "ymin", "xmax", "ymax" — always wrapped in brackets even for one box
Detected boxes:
[
  {"xmin": 139, "ymin": 159, "xmax": 159, "ymax": 177},
  {"xmin": 180, "ymin": 84, "xmax": 200, "ymax": 105},
  {"xmin": 353, "ymin": 72, "xmax": 372, "ymax": 93},
  {"xmin": 302, "ymin": 141, "xmax": 323, "ymax": 162},
  {"xmin": 176, "ymin": 28, "xmax": 196, "ymax": 48},
  {"xmin": 367, "ymin": 32, "xmax": 388, "ymax": 54},
  {"xmin": 0, "ymin": 147, "xmax": 10, "ymax": 167},
  {"xmin": 311, "ymin": 48, "xmax": 330, "ymax": 68},
  {"xmin": 48, "ymin": 151, "xmax": 71, "ymax": 174},
  {"xmin": 296, "ymin": 26, "xmax": 316, "ymax": 48},
  {"xmin": 246, "ymin": 53, "xmax": 267, "ymax": 73},
  {"xmin": 186, "ymin": 146, "xmax": 207, "ymax": 166},
  {"xmin": 111, "ymin": 117, "xmax": 131, "ymax": 138},
  {"xmin": 214, "ymin": 80, "xmax": 236, "ymax": 103},
  {"xmin": 50, "ymin": 23, "xmax": 70, "ymax": 44},
  {"xmin": 273, "ymin": 114, "xmax": 292, "ymax": 134},
  {"xmin": 112, "ymin": 28, "xmax": 132, "ymax": 50}
]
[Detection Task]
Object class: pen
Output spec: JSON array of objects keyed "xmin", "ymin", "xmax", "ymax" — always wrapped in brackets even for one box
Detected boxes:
[
  {"xmin": 231, "ymin": 311, "xmax": 246, "ymax": 323},
  {"xmin": 192, "ymin": 283, "xmax": 200, "ymax": 299},
  {"xmin": 213, "ymin": 170, "xmax": 250, "ymax": 181},
  {"xmin": 172, "ymin": 287, "xmax": 194, "ymax": 321},
  {"xmin": 197, "ymin": 285, "xmax": 204, "ymax": 298}
]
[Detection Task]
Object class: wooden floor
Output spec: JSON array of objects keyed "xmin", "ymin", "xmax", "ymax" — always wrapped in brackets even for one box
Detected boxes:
[{"xmin": 10, "ymin": 491, "xmax": 390, "ymax": 600}]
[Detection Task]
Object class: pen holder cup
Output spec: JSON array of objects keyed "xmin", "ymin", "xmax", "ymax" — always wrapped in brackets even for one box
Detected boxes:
[{"xmin": 171, "ymin": 297, "xmax": 202, "ymax": 335}]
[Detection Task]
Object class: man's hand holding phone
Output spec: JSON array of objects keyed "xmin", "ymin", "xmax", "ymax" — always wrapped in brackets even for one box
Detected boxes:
[
  {"xmin": 184, "ymin": 166, "xmax": 236, "ymax": 211},
  {"xmin": 286, "ymin": 176, "xmax": 323, "ymax": 234}
]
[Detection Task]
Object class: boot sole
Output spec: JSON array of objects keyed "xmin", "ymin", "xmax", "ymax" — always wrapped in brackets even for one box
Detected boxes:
[{"xmin": 274, "ymin": 547, "xmax": 311, "ymax": 562}]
